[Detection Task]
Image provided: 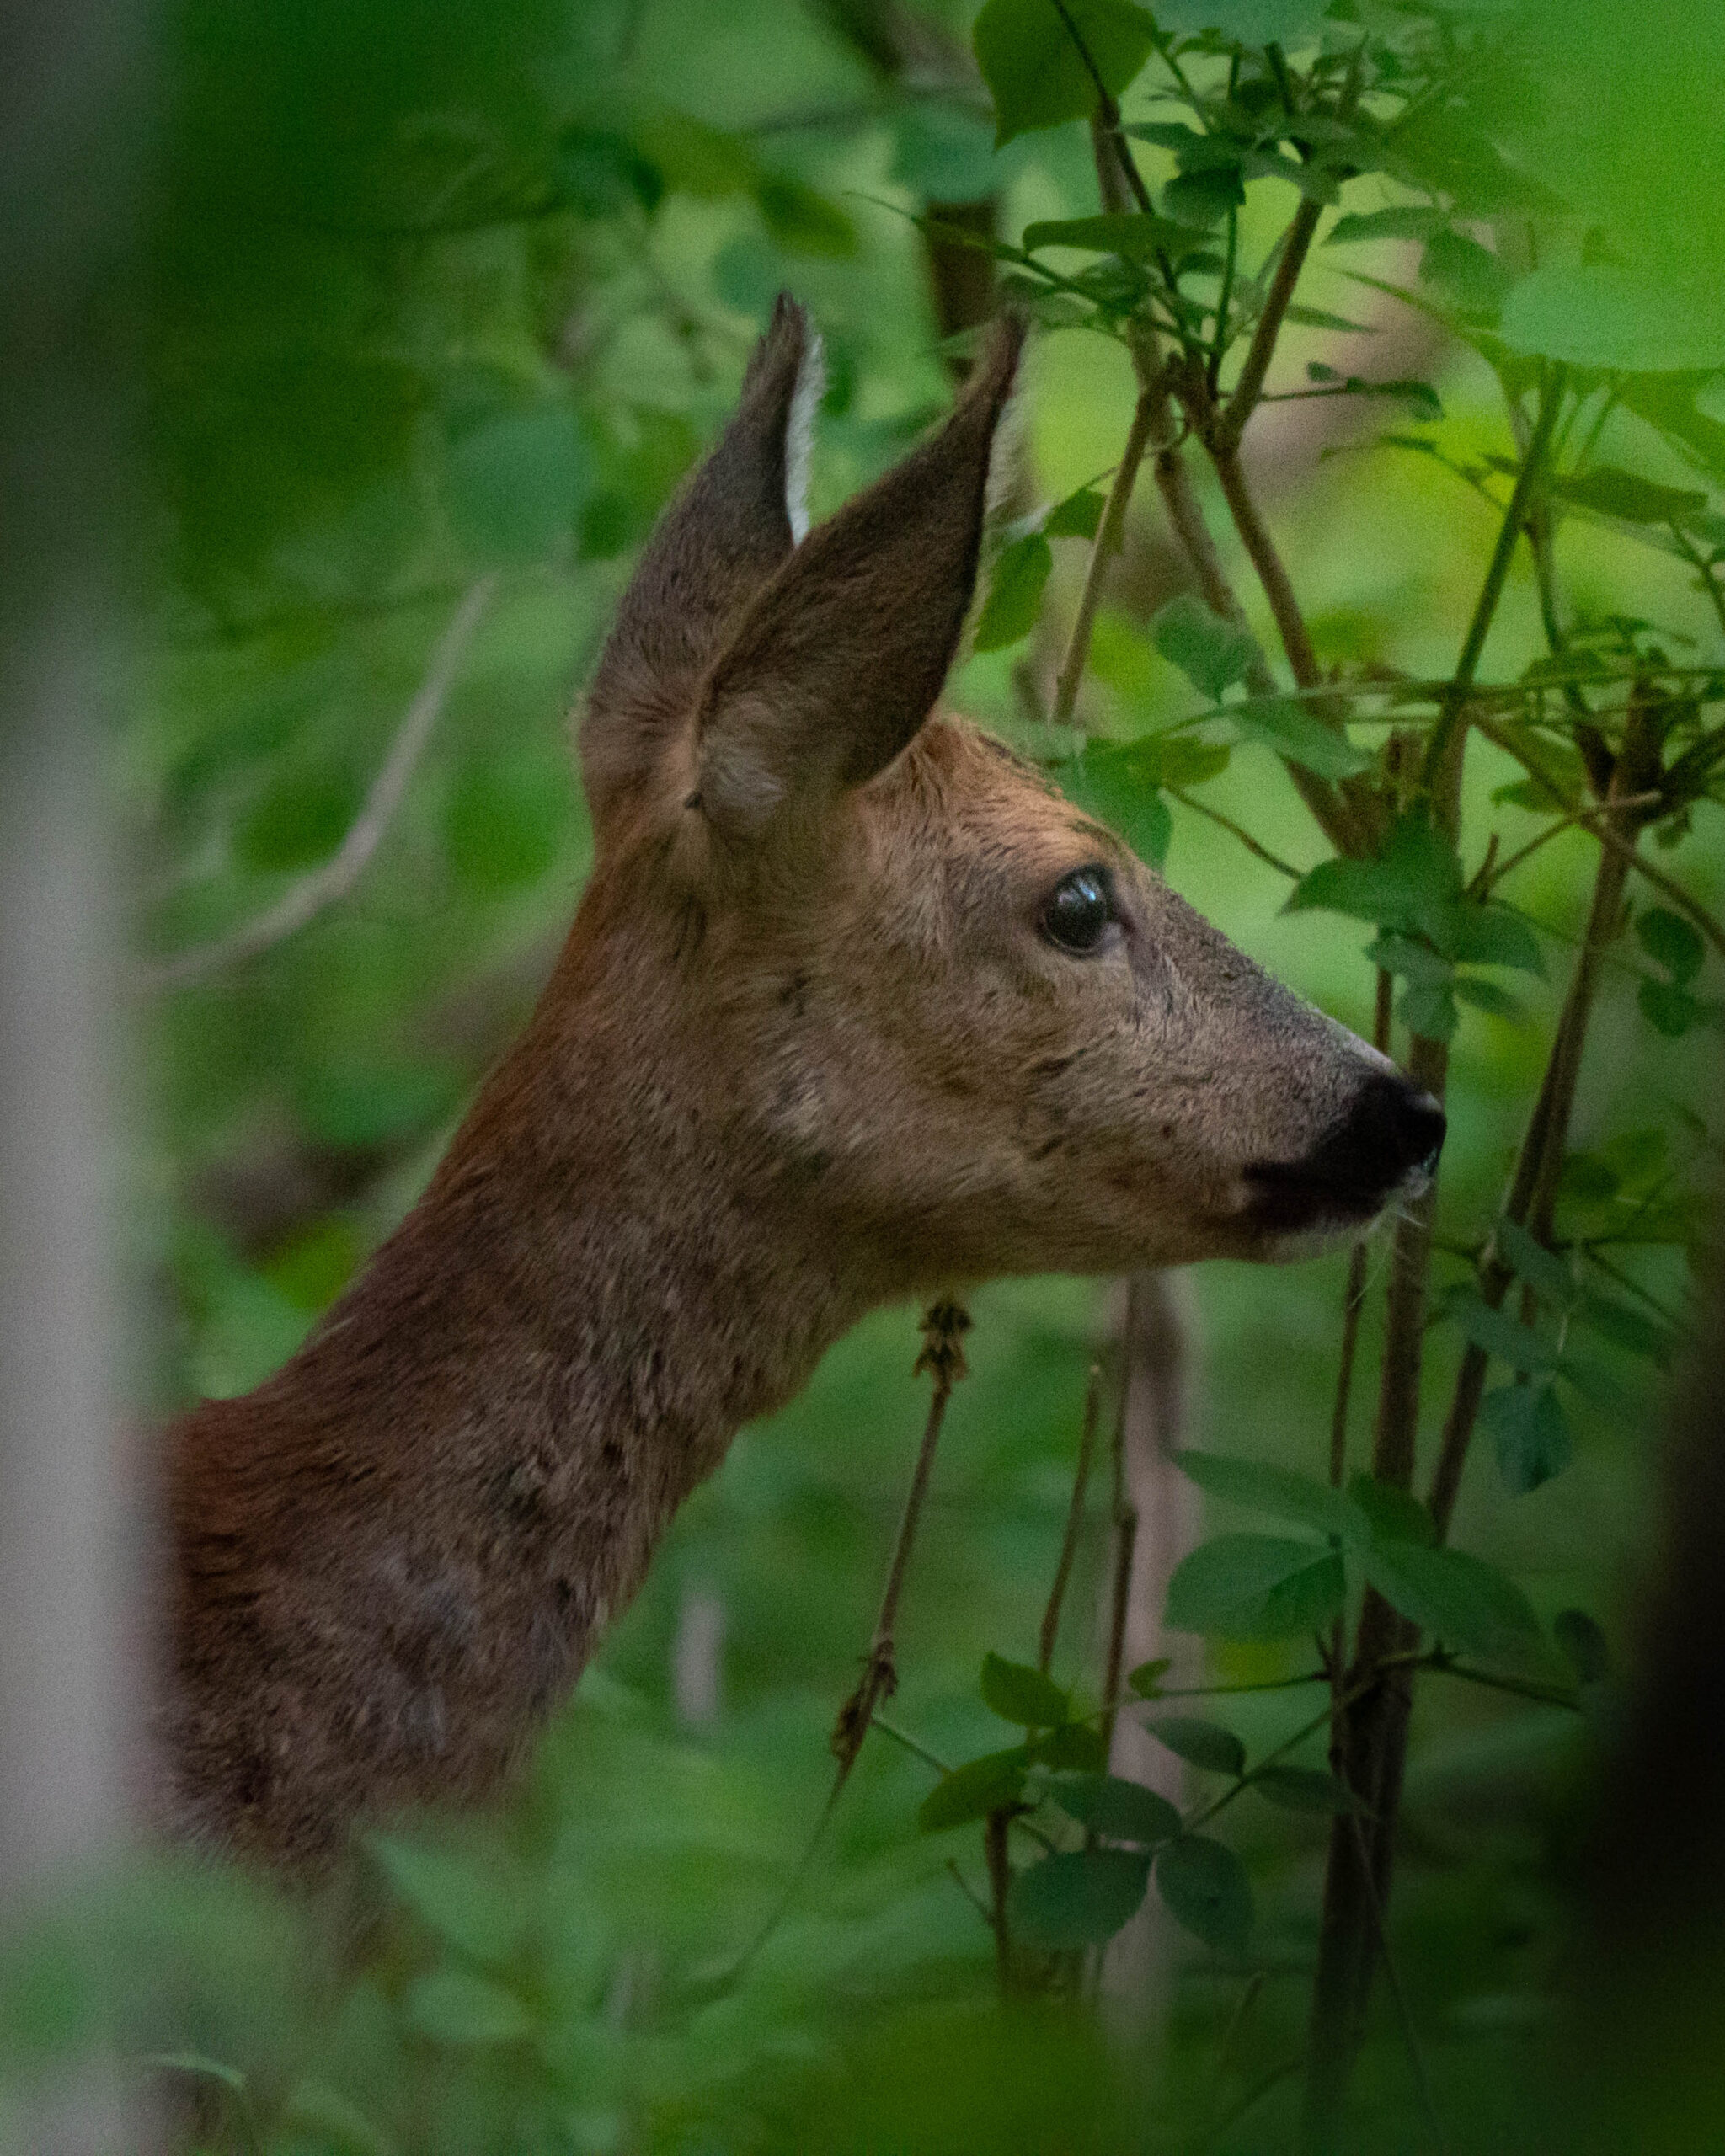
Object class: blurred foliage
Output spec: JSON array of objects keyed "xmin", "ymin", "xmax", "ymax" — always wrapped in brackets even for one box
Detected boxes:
[{"xmin": 17, "ymin": 0, "xmax": 1725, "ymax": 2148}]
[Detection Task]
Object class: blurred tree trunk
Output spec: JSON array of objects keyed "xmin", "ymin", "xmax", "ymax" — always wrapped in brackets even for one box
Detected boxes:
[
  {"xmin": 0, "ymin": 0, "xmax": 153, "ymax": 2144},
  {"xmin": 1577, "ymin": 1233, "xmax": 1725, "ymax": 2150},
  {"xmin": 1101, "ymin": 1272, "xmax": 1197, "ymax": 2009}
]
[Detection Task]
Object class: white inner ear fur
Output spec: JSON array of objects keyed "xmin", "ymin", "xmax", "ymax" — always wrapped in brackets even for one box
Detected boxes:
[{"xmin": 784, "ymin": 328, "xmax": 825, "ymax": 544}]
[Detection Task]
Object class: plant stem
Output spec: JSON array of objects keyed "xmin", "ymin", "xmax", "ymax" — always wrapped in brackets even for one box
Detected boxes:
[
  {"xmin": 984, "ymin": 1806, "xmax": 1014, "ymax": 1993},
  {"xmin": 1426, "ymin": 813, "xmax": 1637, "ymax": 1539},
  {"xmin": 1100, "ymin": 1285, "xmax": 1141, "ymax": 1753},
  {"xmin": 830, "ymin": 1299, "xmax": 971, "ymax": 1770},
  {"xmin": 1422, "ymin": 370, "xmax": 1564, "ymax": 810},
  {"xmin": 1303, "ymin": 372, "xmax": 1572, "ymax": 2139},
  {"xmin": 1052, "ymin": 387, "xmax": 1162, "ymax": 724},
  {"xmin": 1167, "ymin": 786, "xmax": 1303, "ymax": 880},
  {"xmin": 1215, "ymin": 196, "xmax": 1325, "ymax": 455},
  {"xmin": 1039, "ymin": 1361, "xmax": 1103, "ymax": 1673}
]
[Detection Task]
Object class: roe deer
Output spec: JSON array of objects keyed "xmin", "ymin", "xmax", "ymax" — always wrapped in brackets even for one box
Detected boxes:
[{"xmin": 165, "ymin": 297, "xmax": 1444, "ymax": 1866}]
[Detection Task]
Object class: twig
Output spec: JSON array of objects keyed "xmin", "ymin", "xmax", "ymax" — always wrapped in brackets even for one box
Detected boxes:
[
  {"xmin": 1215, "ymin": 196, "xmax": 1326, "ymax": 456},
  {"xmin": 1472, "ymin": 713, "xmax": 1725, "ymax": 963},
  {"xmin": 1167, "ymin": 787, "xmax": 1303, "ymax": 880},
  {"xmin": 1039, "ymin": 1361, "xmax": 1103, "ymax": 1674},
  {"xmin": 1213, "ymin": 42, "xmax": 1364, "ymax": 456},
  {"xmin": 985, "ymin": 1806, "xmax": 1015, "ymax": 1992},
  {"xmin": 725, "ymin": 1305, "xmax": 969, "ymax": 1986},
  {"xmin": 1343, "ymin": 1811, "xmax": 1447, "ymax": 2153},
  {"xmin": 1052, "ymin": 387, "xmax": 1164, "ymax": 725},
  {"xmin": 831, "ymin": 1300, "xmax": 971, "ymax": 1769},
  {"xmin": 139, "ymin": 576, "xmax": 499, "ymax": 992},
  {"xmin": 1481, "ymin": 792, "xmax": 1662, "ymax": 894},
  {"xmin": 1422, "ymin": 371, "xmax": 1564, "ymax": 817},
  {"xmin": 1100, "ymin": 1285, "xmax": 1140, "ymax": 1753}
]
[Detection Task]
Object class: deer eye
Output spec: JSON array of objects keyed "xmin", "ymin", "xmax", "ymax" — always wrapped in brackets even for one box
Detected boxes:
[{"xmin": 1041, "ymin": 867, "xmax": 1114, "ymax": 955}]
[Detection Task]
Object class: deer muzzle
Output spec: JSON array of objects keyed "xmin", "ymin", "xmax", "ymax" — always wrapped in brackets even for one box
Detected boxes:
[{"xmin": 1241, "ymin": 1070, "xmax": 1446, "ymax": 1238}]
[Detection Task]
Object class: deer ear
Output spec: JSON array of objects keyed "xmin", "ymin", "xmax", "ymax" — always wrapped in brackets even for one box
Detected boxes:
[
  {"xmin": 579, "ymin": 293, "xmax": 825, "ymax": 829},
  {"xmin": 692, "ymin": 315, "xmax": 1027, "ymax": 842}
]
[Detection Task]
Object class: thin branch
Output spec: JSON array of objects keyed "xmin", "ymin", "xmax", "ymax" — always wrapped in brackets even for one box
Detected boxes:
[
  {"xmin": 1343, "ymin": 1810, "xmax": 1448, "ymax": 2153},
  {"xmin": 1215, "ymin": 195, "xmax": 1326, "ymax": 456},
  {"xmin": 1167, "ymin": 785, "xmax": 1303, "ymax": 880},
  {"xmin": 1422, "ymin": 371, "xmax": 1564, "ymax": 817},
  {"xmin": 1481, "ymin": 792, "xmax": 1663, "ymax": 894},
  {"xmin": 726, "ymin": 1304, "xmax": 970, "ymax": 1986},
  {"xmin": 1052, "ymin": 386, "xmax": 1163, "ymax": 725},
  {"xmin": 1100, "ymin": 1283, "xmax": 1140, "ymax": 1753},
  {"xmin": 139, "ymin": 576, "xmax": 499, "ymax": 993},
  {"xmin": 1475, "ymin": 715, "xmax": 1725, "ymax": 965},
  {"xmin": 1214, "ymin": 41, "xmax": 1364, "ymax": 455},
  {"xmin": 831, "ymin": 1300, "xmax": 971, "ymax": 1769},
  {"xmin": 1669, "ymin": 518, "xmax": 1725, "ymax": 647},
  {"xmin": 1039, "ymin": 1361, "xmax": 1103, "ymax": 1673},
  {"xmin": 1052, "ymin": 0, "xmax": 1157, "ymax": 218}
]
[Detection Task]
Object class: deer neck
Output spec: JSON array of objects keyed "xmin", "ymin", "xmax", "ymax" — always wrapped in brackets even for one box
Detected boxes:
[{"xmin": 170, "ymin": 921, "xmax": 881, "ymax": 1860}]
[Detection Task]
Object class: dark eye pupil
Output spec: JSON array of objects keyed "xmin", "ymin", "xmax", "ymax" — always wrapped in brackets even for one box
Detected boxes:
[{"xmin": 1044, "ymin": 870, "xmax": 1111, "ymax": 953}]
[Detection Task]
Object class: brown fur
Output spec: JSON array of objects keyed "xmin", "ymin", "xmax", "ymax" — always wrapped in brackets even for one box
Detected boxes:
[{"xmin": 165, "ymin": 302, "xmax": 1430, "ymax": 1866}]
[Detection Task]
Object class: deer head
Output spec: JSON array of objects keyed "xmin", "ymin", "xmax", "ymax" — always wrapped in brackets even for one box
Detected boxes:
[{"xmin": 576, "ymin": 295, "xmax": 1442, "ymax": 1293}]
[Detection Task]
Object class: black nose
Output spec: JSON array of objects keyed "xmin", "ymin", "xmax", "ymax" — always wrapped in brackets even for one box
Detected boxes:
[
  {"xmin": 1331, "ymin": 1071, "xmax": 1447, "ymax": 1192},
  {"xmin": 1244, "ymin": 1072, "xmax": 1446, "ymax": 1232}
]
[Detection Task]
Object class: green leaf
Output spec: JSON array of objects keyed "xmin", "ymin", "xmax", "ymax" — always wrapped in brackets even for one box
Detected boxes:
[
  {"xmin": 1573, "ymin": 1290, "xmax": 1677, "ymax": 1369},
  {"xmin": 1480, "ymin": 1381, "xmax": 1573, "ymax": 1497},
  {"xmin": 1362, "ymin": 1542, "xmax": 1543, "ymax": 1660},
  {"xmin": 1033, "ymin": 1720, "xmax": 1109, "ymax": 1771},
  {"xmin": 1065, "ymin": 740, "xmax": 1175, "ymax": 868},
  {"xmin": 973, "ymin": 532, "xmax": 1052, "ymax": 652},
  {"xmin": 1164, "ymin": 163, "xmax": 1245, "ymax": 230},
  {"xmin": 755, "ymin": 174, "xmax": 857, "ymax": 257},
  {"xmin": 1553, "ymin": 1609, "xmax": 1610, "ymax": 1687},
  {"xmin": 1399, "ymin": 976, "xmax": 1459, "ymax": 1038},
  {"xmin": 1446, "ymin": 904, "xmax": 1546, "ymax": 975},
  {"xmin": 1446, "ymin": 1291, "xmax": 1557, "ymax": 1374},
  {"xmin": 1151, "ymin": 594, "xmax": 1262, "ymax": 701},
  {"xmin": 1154, "ymin": 1835, "xmax": 1252, "ymax": 1956},
  {"xmin": 1499, "ymin": 264, "xmax": 1725, "ymax": 374},
  {"xmin": 1007, "ymin": 1848, "xmax": 1151, "ymax": 1947},
  {"xmin": 1235, "ymin": 698, "xmax": 1371, "ymax": 778},
  {"xmin": 1045, "ymin": 1772, "xmax": 1181, "ymax": 1845},
  {"xmin": 1022, "ymin": 213, "xmax": 1192, "ymax": 262},
  {"xmin": 369, "ymin": 1836, "xmax": 522, "ymax": 1967},
  {"xmin": 980, "ymin": 1652, "xmax": 1071, "ymax": 1727},
  {"xmin": 1173, "ymin": 1449, "xmax": 1364, "ymax": 1541},
  {"xmin": 1166, "ymin": 1533, "xmax": 1346, "ymax": 1642},
  {"xmin": 1493, "ymin": 1220, "xmax": 1576, "ymax": 1309},
  {"xmin": 444, "ymin": 755, "xmax": 568, "ymax": 894},
  {"xmin": 1151, "ymin": 0, "xmax": 1327, "ymax": 41},
  {"xmin": 1044, "ymin": 484, "xmax": 1108, "ymax": 539},
  {"xmin": 919, "ymin": 1746, "xmax": 1031, "ymax": 1831},
  {"xmin": 1364, "ymin": 934, "xmax": 1453, "ymax": 990},
  {"xmin": 1252, "ymin": 1765, "xmax": 1364, "ymax": 1813},
  {"xmin": 1126, "ymin": 1657, "xmax": 1172, "ymax": 1699},
  {"xmin": 445, "ymin": 404, "xmax": 592, "ymax": 563},
  {"xmin": 402, "ymin": 1970, "xmax": 533, "ymax": 2047},
  {"xmin": 1419, "ymin": 230, "xmax": 1507, "ymax": 317},
  {"xmin": 1347, "ymin": 1476, "xmax": 1435, "ymax": 1547},
  {"xmin": 1637, "ymin": 905, "xmax": 1706, "ymax": 983},
  {"xmin": 236, "ymin": 765, "xmax": 360, "ymax": 874},
  {"xmin": 1325, "ymin": 206, "xmax": 1448, "ymax": 247},
  {"xmin": 973, "ymin": 0, "xmax": 1156, "ymax": 147},
  {"xmin": 1550, "ymin": 467, "xmax": 1709, "ymax": 526},
  {"xmin": 1699, "ymin": 375, "xmax": 1725, "ymax": 429},
  {"xmin": 1450, "ymin": 976, "xmax": 1525, "ymax": 1023},
  {"xmin": 1638, "ymin": 978, "xmax": 1704, "ymax": 1036},
  {"xmin": 1143, "ymin": 1716, "xmax": 1246, "ymax": 1779},
  {"xmin": 1287, "ymin": 810, "xmax": 1461, "ymax": 942},
  {"xmin": 282, "ymin": 2079, "xmax": 393, "ymax": 2156}
]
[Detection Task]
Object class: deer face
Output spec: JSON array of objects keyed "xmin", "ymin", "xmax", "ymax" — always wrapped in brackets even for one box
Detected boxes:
[{"xmin": 579, "ymin": 297, "xmax": 1440, "ymax": 1291}]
